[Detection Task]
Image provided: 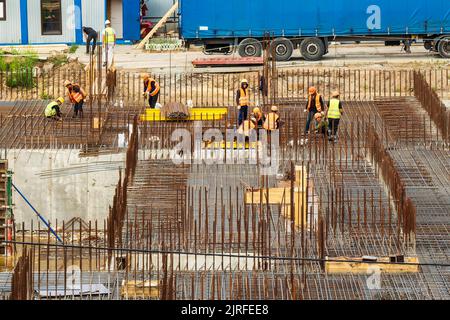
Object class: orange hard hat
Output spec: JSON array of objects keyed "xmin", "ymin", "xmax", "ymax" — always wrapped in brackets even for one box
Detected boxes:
[{"xmin": 309, "ymin": 87, "xmax": 317, "ymax": 95}]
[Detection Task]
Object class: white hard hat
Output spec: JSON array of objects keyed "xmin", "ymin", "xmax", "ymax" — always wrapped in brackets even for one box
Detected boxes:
[{"xmin": 105, "ymin": 20, "xmax": 111, "ymax": 25}]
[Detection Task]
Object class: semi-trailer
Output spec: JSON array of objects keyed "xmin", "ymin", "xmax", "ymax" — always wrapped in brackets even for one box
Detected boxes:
[{"xmin": 179, "ymin": 0, "xmax": 450, "ymax": 61}]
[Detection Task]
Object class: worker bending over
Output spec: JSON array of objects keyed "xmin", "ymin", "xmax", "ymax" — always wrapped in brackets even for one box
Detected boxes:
[
  {"xmin": 102, "ymin": 20, "xmax": 116, "ymax": 68},
  {"xmin": 326, "ymin": 91, "xmax": 344, "ymax": 142},
  {"xmin": 236, "ymin": 79, "xmax": 250, "ymax": 125},
  {"xmin": 142, "ymin": 74, "xmax": 160, "ymax": 108},
  {"xmin": 64, "ymin": 80, "xmax": 86, "ymax": 118},
  {"xmin": 44, "ymin": 97, "xmax": 64, "ymax": 121},
  {"xmin": 314, "ymin": 112, "xmax": 328, "ymax": 136},
  {"xmin": 83, "ymin": 27, "xmax": 98, "ymax": 55},
  {"xmin": 304, "ymin": 87, "xmax": 325, "ymax": 134}
]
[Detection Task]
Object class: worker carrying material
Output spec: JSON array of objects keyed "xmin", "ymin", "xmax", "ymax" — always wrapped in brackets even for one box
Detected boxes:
[
  {"xmin": 44, "ymin": 97, "xmax": 64, "ymax": 121},
  {"xmin": 327, "ymin": 91, "xmax": 344, "ymax": 142},
  {"xmin": 263, "ymin": 105, "xmax": 280, "ymax": 131},
  {"xmin": 236, "ymin": 79, "xmax": 250, "ymax": 125},
  {"xmin": 102, "ymin": 20, "xmax": 116, "ymax": 68},
  {"xmin": 314, "ymin": 112, "xmax": 328, "ymax": 136},
  {"xmin": 142, "ymin": 73, "xmax": 161, "ymax": 109},
  {"xmin": 304, "ymin": 87, "xmax": 325, "ymax": 134},
  {"xmin": 64, "ymin": 80, "xmax": 87, "ymax": 118}
]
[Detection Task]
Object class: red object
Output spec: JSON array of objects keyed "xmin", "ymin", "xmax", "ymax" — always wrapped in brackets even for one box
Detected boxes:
[
  {"xmin": 192, "ymin": 57, "xmax": 264, "ymax": 67},
  {"xmin": 140, "ymin": 21, "xmax": 153, "ymax": 39}
]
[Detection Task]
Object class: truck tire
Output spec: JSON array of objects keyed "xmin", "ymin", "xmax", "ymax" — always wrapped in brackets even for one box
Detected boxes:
[
  {"xmin": 300, "ymin": 37, "xmax": 325, "ymax": 61},
  {"xmin": 271, "ymin": 38, "xmax": 294, "ymax": 61},
  {"xmin": 238, "ymin": 38, "xmax": 262, "ymax": 58},
  {"xmin": 437, "ymin": 37, "xmax": 450, "ymax": 58}
]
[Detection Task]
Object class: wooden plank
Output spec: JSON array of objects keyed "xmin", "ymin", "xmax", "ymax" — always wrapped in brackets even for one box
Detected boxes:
[
  {"xmin": 325, "ymin": 257, "xmax": 420, "ymax": 274},
  {"xmin": 136, "ymin": 2, "xmax": 179, "ymax": 49}
]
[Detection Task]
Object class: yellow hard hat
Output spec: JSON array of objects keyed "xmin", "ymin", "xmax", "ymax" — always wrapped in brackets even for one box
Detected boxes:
[
  {"xmin": 57, "ymin": 97, "xmax": 65, "ymax": 104},
  {"xmin": 271, "ymin": 105, "xmax": 279, "ymax": 112},
  {"xmin": 141, "ymin": 73, "xmax": 150, "ymax": 80},
  {"xmin": 253, "ymin": 107, "xmax": 261, "ymax": 114},
  {"xmin": 63, "ymin": 80, "xmax": 72, "ymax": 87},
  {"xmin": 241, "ymin": 79, "xmax": 248, "ymax": 84}
]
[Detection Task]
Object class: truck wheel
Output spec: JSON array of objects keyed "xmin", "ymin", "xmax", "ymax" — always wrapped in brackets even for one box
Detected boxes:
[
  {"xmin": 271, "ymin": 38, "xmax": 294, "ymax": 61},
  {"xmin": 300, "ymin": 37, "xmax": 325, "ymax": 61},
  {"xmin": 437, "ymin": 37, "xmax": 450, "ymax": 58},
  {"xmin": 238, "ymin": 38, "xmax": 262, "ymax": 57}
]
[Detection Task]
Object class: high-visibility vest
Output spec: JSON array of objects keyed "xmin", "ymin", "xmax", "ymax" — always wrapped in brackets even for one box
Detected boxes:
[
  {"xmin": 45, "ymin": 101, "xmax": 58, "ymax": 117},
  {"xmin": 67, "ymin": 85, "xmax": 85, "ymax": 103},
  {"xmin": 263, "ymin": 112, "xmax": 279, "ymax": 131},
  {"xmin": 239, "ymin": 88, "xmax": 249, "ymax": 106},
  {"xmin": 327, "ymin": 98, "xmax": 342, "ymax": 119},
  {"xmin": 103, "ymin": 27, "xmax": 116, "ymax": 44},
  {"xmin": 145, "ymin": 78, "xmax": 160, "ymax": 96},
  {"xmin": 308, "ymin": 94, "xmax": 322, "ymax": 112},
  {"xmin": 70, "ymin": 91, "xmax": 84, "ymax": 103}
]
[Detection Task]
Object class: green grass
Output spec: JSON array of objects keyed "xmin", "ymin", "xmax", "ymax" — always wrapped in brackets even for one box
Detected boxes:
[
  {"xmin": 1, "ymin": 49, "xmax": 38, "ymax": 88},
  {"xmin": 40, "ymin": 93, "xmax": 54, "ymax": 100},
  {"xmin": 69, "ymin": 45, "xmax": 79, "ymax": 54},
  {"xmin": 48, "ymin": 54, "xmax": 68, "ymax": 68}
]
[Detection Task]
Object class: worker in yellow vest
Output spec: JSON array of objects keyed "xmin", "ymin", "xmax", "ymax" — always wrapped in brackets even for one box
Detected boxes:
[
  {"xmin": 102, "ymin": 20, "xmax": 116, "ymax": 68},
  {"xmin": 236, "ymin": 79, "xmax": 250, "ymax": 125},
  {"xmin": 64, "ymin": 80, "xmax": 87, "ymax": 118},
  {"xmin": 326, "ymin": 91, "xmax": 344, "ymax": 142},
  {"xmin": 44, "ymin": 97, "xmax": 64, "ymax": 121},
  {"xmin": 304, "ymin": 87, "xmax": 325, "ymax": 134},
  {"xmin": 142, "ymin": 74, "xmax": 161, "ymax": 108}
]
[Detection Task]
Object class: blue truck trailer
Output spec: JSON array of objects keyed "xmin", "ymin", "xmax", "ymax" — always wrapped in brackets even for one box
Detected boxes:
[{"xmin": 179, "ymin": 0, "xmax": 450, "ymax": 61}]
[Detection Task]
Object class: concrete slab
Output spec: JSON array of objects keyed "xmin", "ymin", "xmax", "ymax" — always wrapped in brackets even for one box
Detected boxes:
[{"xmin": 7, "ymin": 149, "xmax": 125, "ymax": 227}]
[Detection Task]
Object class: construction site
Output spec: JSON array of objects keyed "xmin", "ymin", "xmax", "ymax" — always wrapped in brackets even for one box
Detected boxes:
[
  {"xmin": 0, "ymin": 0, "xmax": 450, "ymax": 302},
  {"xmin": 0, "ymin": 39, "xmax": 449, "ymax": 301}
]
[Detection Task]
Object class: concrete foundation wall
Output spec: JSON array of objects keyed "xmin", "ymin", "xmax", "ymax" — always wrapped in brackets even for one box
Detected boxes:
[{"xmin": 7, "ymin": 150, "xmax": 125, "ymax": 227}]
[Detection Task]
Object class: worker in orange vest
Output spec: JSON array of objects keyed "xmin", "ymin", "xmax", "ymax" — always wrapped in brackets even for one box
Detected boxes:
[
  {"xmin": 64, "ymin": 80, "xmax": 86, "ymax": 118},
  {"xmin": 142, "ymin": 73, "xmax": 160, "ymax": 109},
  {"xmin": 304, "ymin": 87, "xmax": 325, "ymax": 134},
  {"xmin": 236, "ymin": 79, "xmax": 250, "ymax": 125}
]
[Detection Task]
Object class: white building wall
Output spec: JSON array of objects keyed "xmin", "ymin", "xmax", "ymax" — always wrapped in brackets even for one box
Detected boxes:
[
  {"xmin": 27, "ymin": 0, "xmax": 76, "ymax": 44},
  {"xmin": 0, "ymin": 1, "xmax": 22, "ymax": 44},
  {"xmin": 81, "ymin": 0, "xmax": 105, "ymax": 36}
]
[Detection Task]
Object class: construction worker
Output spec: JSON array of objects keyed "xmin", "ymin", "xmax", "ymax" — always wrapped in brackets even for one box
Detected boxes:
[
  {"xmin": 142, "ymin": 74, "xmax": 160, "ymax": 108},
  {"xmin": 236, "ymin": 79, "xmax": 250, "ymax": 125},
  {"xmin": 64, "ymin": 80, "xmax": 86, "ymax": 118},
  {"xmin": 83, "ymin": 27, "xmax": 98, "ymax": 55},
  {"xmin": 252, "ymin": 107, "xmax": 265, "ymax": 130},
  {"xmin": 304, "ymin": 87, "xmax": 325, "ymax": 134},
  {"xmin": 327, "ymin": 91, "xmax": 344, "ymax": 142},
  {"xmin": 102, "ymin": 20, "xmax": 116, "ymax": 68},
  {"xmin": 44, "ymin": 97, "xmax": 64, "ymax": 121},
  {"xmin": 263, "ymin": 105, "xmax": 280, "ymax": 131},
  {"xmin": 314, "ymin": 112, "xmax": 328, "ymax": 136}
]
